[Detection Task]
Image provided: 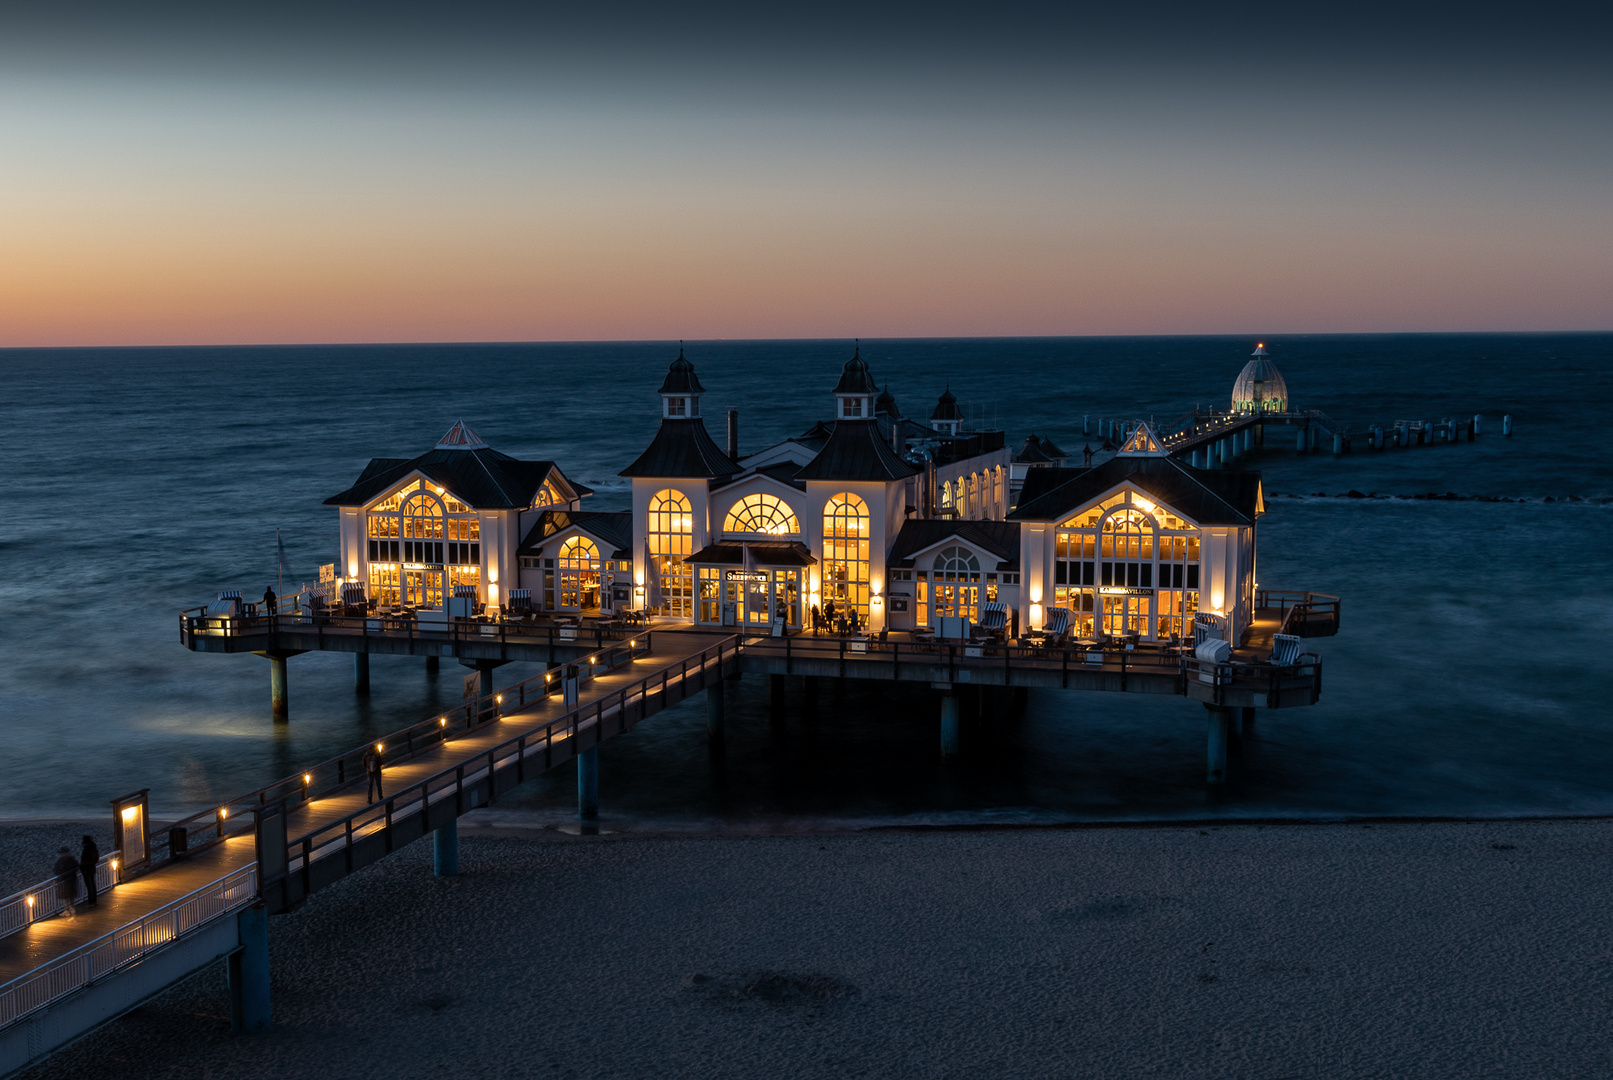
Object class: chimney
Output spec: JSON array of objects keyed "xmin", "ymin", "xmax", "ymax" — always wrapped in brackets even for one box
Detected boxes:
[{"xmin": 727, "ymin": 409, "xmax": 739, "ymax": 462}]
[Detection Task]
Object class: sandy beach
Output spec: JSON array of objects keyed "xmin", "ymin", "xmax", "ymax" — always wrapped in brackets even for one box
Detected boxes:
[{"xmin": 7, "ymin": 816, "xmax": 1613, "ymax": 1079}]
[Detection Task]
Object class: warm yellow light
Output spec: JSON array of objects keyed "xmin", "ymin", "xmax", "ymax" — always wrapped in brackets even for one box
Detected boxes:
[
  {"xmin": 495, "ymin": 694, "xmax": 503, "ymax": 703},
  {"xmin": 376, "ymin": 743, "xmax": 383, "ymax": 752},
  {"xmin": 488, "ymin": 567, "xmax": 498, "ymax": 584},
  {"xmin": 121, "ymin": 806, "xmax": 139, "ymax": 822},
  {"xmin": 303, "ymin": 773, "xmax": 312, "ymax": 785},
  {"xmin": 589, "ymin": 656, "xmax": 597, "ymax": 664},
  {"xmin": 629, "ymin": 639, "xmax": 637, "ymax": 647},
  {"xmin": 348, "ymin": 563, "xmax": 357, "ymax": 578},
  {"xmin": 219, "ymin": 808, "xmax": 228, "ymax": 820},
  {"xmin": 545, "ymin": 673, "xmax": 552, "ymax": 682},
  {"xmin": 26, "ymin": 896, "xmax": 34, "ymax": 907},
  {"xmin": 440, "ymin": 717, "xmax": 447, "ymax": 727},
  {"xmin": 1133, "ymin": 496, "xmax": 1156, "ymax": 514}
]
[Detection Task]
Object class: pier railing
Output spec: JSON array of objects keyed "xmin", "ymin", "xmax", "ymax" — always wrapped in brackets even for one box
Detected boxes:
[
  {"xmin": 133, "ymin": 635, "xmax": 654, "ymax": 878},
  {"xmin": 0, "ymin": 855, "xmax": 120, "ymax": 944},
  {"xmin": 178, "ymin": 607, "xmax": 643, "ymax": 652},
  {"xmin": 0, "ymin": 864, "xmax": 258, "ymax": 1030},
  {"xmin": 268, "ymin": 637, "xmax": 739, "ymax": 894},
  {"xmin": 1255, "ymin": 589, "xmax": 1341, "ymax": 636}
]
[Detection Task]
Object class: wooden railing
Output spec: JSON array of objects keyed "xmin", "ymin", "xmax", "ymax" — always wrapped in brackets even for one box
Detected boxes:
[
  {"xmin": 138, "ymin": 635, "xmax": 654, "ymax": 876},
  {"xmin": 1256, "ymin": 589, "xmax": 1341, "ymax": 635},
  {"xmin": 0, "ymin": 856, "xmax": 120, "ymax": 944}
]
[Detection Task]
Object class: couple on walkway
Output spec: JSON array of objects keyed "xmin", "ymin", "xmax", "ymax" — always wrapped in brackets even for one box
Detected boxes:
[{"xmin": 51, "ymin": 836, "xmax": 100, "ymax": 919}]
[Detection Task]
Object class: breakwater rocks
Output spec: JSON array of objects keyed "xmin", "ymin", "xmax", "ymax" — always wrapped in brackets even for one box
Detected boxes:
[{"xmin": 1272, "ymin": 491, "xmax": 1613, "ymax": 504}]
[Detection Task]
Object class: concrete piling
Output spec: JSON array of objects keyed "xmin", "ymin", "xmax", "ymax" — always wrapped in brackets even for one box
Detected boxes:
[
  {"xmin": 577, "ymin": 747, "xmax": 599, "ymax": 821},
  {"xmin": 1473, "ymin": 414, "xmax": 1483, "ymax": 436},
  {"xmin": 1503, "ymin": 414, "xmax": 1512, "ymax": 436},
  {"xmin": 433, "ymin": 818, "xmax": 458, "ymax": 876},
  {"xmin": 1205, "ymin": 705, "xmax": 1229, "ymax": 783},
  {"xmin": 940, "ymin": 690, "xmax": 960, "ymax": 758},
  {"xmin": 228, "ymin": 903, "xmax": 271, "ymax": 1032},
  {"xmin": 269, "ymin": 655, "xmax": 288, "ymax": 724},
  {"xmin": 1332, "ymin": 432, "xmax": 1343, "ymax": 455},
  {"xmin": 706, "ymin": 678, "xmax": 725, "ymax": 741},
  {"xmin": 425, "ymin": 655, "xmax": 439, "ymax": 675},
  {"xmin": 354, "ymin": 652, "xmax": 370, "ymax": 694}
]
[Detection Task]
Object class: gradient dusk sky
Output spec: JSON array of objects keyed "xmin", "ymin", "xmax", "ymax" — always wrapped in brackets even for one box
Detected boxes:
[{"xmin": 2, "ymin": 1, "xmax": 1608, "ymax": 346}]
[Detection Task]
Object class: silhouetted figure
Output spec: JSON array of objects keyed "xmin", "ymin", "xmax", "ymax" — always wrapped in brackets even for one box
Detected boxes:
[
  {"xmin": 363, "ymin": 745, "xmax": 384, "ymax": 802},
  {"xmin": 79, "ymin": 836, "xmax": 99, "ymax": 907},
  {"xmin": 1083, "ymin": 444, "xmax": 1094, "ymax": 467},
  {"xmin": 53, "ymin": 848, "xmax": 78, "ymax": 918},
  {"xmin": 849, "ymin": 609, "xmax": 861, "ymax": 634},
  {"xmin": 263, "ymin": 586, "xmax": 278, "ymax": 616},
  {"xmin": 823, "ymin": 598, "xmax": 836, "ymax": 629}
]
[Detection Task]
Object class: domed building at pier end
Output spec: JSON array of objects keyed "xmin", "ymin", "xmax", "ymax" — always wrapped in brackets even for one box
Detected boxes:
[{"xmin": 1231, "ymin": 344, "xmax": 1289, "ymax": 414}]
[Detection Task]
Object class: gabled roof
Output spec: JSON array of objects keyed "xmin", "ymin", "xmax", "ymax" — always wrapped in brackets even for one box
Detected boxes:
[
  {"xmin": 619, "ymin": 419, "xmax": 740, "ymax": 479},
  {"xmin": 1117, "ymin": 423, "xmax": 1166, "ymax": 457},
  {"xmin": 1008, "ymin": 456, "xmax": 1261, "ymax": 526},
  {"xmin": 792, "ymin": 419, "xmax": 919, "ymax": 482},
  {"xmin": 1039, "ymin": 435, "xmax": 1067, "ymax": 460},
  {"xmin": 436, "ymin": 420, "xmax": 489, "ymax": 449},
  {"xmin": 517, "ymin": 511, "xmax": 633, "ymax": 559},
  {"xmin": 887, "ymin": 519, "xmax": 1022, "ymax": 569},
  {"xmin": 711, "ymin": 462, "xmax": 808, "ymax": 494},
  {"xmin": 325, "ymin": 447, "xmax": 584, "ymax": 510}
]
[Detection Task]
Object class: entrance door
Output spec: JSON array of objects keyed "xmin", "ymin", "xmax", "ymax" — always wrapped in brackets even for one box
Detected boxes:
[
  {"xmin": 1101, "ymin": 594, "xmax": 1153, "ymax": 637},
  {"xmin": 405, "ymin": 568, "xmax": 443, "ymax": 608},
  {"xmin": 743, "ymin": 579, "xmax": 771, "ymax": 626}
]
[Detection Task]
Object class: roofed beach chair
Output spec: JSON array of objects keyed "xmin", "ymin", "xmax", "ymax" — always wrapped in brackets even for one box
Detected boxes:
[
  {"xmin": 1041, "ymin": 606, "xmax": 1074, "ymax": 645},
  {"xmin": 340, "ymin": 583, "xmax": 367, "ymax": 616},
  {"xmin": 506, "ymin": 588, "xmax": 532, "ymax": 616},
  {"xmin": 1269, "ymin": 633, "xmax": 1303, "ymax": 667},
  {"xmin": 977, "ymin": 601, "xmax": 1009, "ymax": 639}
]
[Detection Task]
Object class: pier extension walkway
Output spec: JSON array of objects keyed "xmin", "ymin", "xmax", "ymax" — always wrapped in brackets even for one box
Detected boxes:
[{"xmin": 0, "ymin": 632, "xmax": 736, "ymax": 1076}]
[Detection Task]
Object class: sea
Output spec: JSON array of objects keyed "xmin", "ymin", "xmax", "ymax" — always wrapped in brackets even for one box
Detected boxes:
[{"xmin": 1, "ymin": 334, "xmax": 1610, "ymax": 829}]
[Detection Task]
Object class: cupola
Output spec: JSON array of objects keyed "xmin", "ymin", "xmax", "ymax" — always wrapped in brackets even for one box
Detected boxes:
[
  {"xmin": 930, "ymin": 385, "xmax": 963, "ymax": 436},
  {"xmin": 1231, "ymin": 343, "xmax": 1289, "ymax": 414},
  {"xmin": 659, "ymin": 346, "xmax": 705, "ymax": 419},
  {"xmin": 834, "ymin": 345, "xmax": 879, "ymax": 420},
  {"xmin": 875, "ymin": 383, "xmax": 901, "ymax": 419}
]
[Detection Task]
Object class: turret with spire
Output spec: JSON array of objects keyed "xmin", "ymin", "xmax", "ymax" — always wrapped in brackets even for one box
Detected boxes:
[
  {"xmin": 930, "ymin": 385, "xmax": 963, "ymax": 436},
  {"xmin": 834, "ymin": 343, "xmax": 879, "ymax": 420}
]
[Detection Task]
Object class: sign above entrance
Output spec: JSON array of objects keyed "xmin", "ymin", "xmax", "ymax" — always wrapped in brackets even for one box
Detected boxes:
[
  {"xmin": 403, "ymin": 563, "xmax": 444, "ymax": 571},
  {"xmin": 1099, "ymin": 587, "xmax": 1154, "ymax": 597},
  {"xmin": 724, "ymin": 570, "xmax": 769, "ymax": 582}
]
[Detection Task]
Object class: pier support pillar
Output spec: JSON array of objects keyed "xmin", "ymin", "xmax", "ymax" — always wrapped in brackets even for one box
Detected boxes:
[
  {"xmin": 577, "ymin": 747, "xmax": 599, "ymax": 822},
  {"xmin": 770, "ymin": 674, "xmax": 786, "ymax": 714},
  {"xmin": 1205, "ymin": 705, "xmax": 1230, "ymax": 784},
  {"xmin": 354, "ymin": 652, "xmax": 370, "ymax": 695},
  {"xmin": 228, "ymin": 903, "xmax": 271, "ymax": 1032},
  {"xmin": 706, "ymin": 679, "xmax": 725, "ymax": 741},
  {"xmin": 804, "ymin": 676, "xmax": 820, "ymax": 712},
  {"xmin": 269, "ymin": 655, "xmax": 288, "ymax": 724},
  {"xmin": 426, "ymin": 655, "xmax": 439, "ymax": 675},
  {"xmin": 433, "ymin": 818, "xmax": 459, "ymax": 877},
  {"xmin": 940, "ymin": 690, "xmax": 960, "ymax": 758},
  {"xmin": 1240, "ymin": 706, "xmax": 1256, "ymax": 740}
]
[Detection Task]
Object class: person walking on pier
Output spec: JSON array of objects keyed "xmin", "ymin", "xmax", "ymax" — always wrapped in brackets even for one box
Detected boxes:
[
  {"xmin": 79, "ymin": 835, "xmax": 99, "ymax": 908},
  {"xmin": 364, "ymin": 743, "xmax": 384, "ymax": 802},
  {"xmin": 53, "ymin": 847, "xmax": 79, "ymax": 919},
  {"xmin": 263, "ymin": 586, "xmax": 278, "ymax": 617}
]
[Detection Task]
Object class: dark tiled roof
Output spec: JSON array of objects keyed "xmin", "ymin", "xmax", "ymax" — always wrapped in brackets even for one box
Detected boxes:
[
  {"xmin": 887, "ymin": 519, "xmax": 1022, "ymax": 569},
  {"xmin": 1008, "ymin": 457, "xmax": 1260, "ymax": 526},
  {"xmin": 686, "ymin": 541, "xmax": 816, "ymax": 567},
  {"xmin": 834, "ymin": 349, "xmax": 879, "ymax": 394},
  {"xmin": 1013, "ymin": 435, "xmax": 1053, "ymax": 464},
  {"xmin": 658, "ymin": 350, "xmax": 705, "ymax": 395},
  {"xmin": 793, "ymin": 419, "xmax": 920, "ymax": 482},
  {"xmin": 619, "ymin": 419, "xmax": 741, "ymax": 478},
  {"xmin": 930, "ymin": 386, "xmax": 963, "ymax": 421},
  {"xmin": 1016, "ymin": 467, "xmax": 1087, "ymax": 507},
  {"xmin": 517, "ymin": 511, "xmax": 632, "ymax": 557},
  {"xmin": 325, "ymin": 448, "xmax": 569, "ymax": 509},
  {"xmin": 1039, "ymin": 436, "xmax": 1068, "ymax": 459},
  {"xmin": 875, "ymin": 384, "xmax": 901, "ymax": 418}
]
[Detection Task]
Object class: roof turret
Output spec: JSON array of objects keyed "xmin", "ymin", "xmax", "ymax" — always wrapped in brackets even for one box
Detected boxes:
[
  {"xmin": 435, "ymin": 420, "xmax": 489, "ymax": 450},
  {"xmin": 1013, "ymin": 434, "xmax": 1053, "ymax": 464},
  {"xmin": 659, "ymin": 346, "xmax": 705, "ymax": 395},
  {"xmin": 875, "ymin": 383, "xmax": 901, "ymax": 419},
  {"xmin": 834, "ymin": 346, "xmax": 879, "ymax": 395},
  {"xmin": 930, "ymin": 386, "xmax": 963, "ymax": 422}
]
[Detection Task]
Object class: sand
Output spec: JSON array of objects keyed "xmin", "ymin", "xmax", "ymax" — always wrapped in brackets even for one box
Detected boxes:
[{"xmin": 8, "ymin": 816, "xmax": 1613, "ymax": 1079}]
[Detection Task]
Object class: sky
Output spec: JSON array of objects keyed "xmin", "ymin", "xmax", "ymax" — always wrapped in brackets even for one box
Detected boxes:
[{"xmin": 0, "ymin": 1, "xmax": 1608, "ymax": 346}]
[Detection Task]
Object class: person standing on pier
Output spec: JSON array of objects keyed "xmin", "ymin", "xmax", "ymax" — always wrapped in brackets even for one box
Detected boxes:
[
  {"xmin": 79, "ymin": 835, "xmax": 99, "ymax": 908},
  {"xmin": 364, "ymin": 743, "xmax": 384, "ymax": 802},
  {"xmin": 263, "ymin": 586, "xmax": 278, "ymax": 617},
  {"xmin": 53, "ymin": 847, "xmax": 79, "ymax": 918}
]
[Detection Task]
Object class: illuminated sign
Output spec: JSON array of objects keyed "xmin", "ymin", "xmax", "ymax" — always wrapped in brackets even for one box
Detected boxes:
[
  {"xmin": 724, "ymin": 571, "xmax": 769, "ymax": 582},
  {"xmin": 1099, "ymin": 587, "xmax": 1154, "ymax": 596},
  {"xmin": 403, "ymin": 563, "xmax": 444, "ymax": 571}
]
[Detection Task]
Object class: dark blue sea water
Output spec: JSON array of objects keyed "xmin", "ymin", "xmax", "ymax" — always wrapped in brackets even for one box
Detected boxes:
[{"xmin": 2, "ymin": 335, "xmax": 1610, "ymax": 826}]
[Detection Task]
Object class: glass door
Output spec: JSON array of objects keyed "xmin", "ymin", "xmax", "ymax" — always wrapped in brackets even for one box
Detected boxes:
[{"xmin": 405, "ymin": 568, "xmax": 443, "ymax": 608}]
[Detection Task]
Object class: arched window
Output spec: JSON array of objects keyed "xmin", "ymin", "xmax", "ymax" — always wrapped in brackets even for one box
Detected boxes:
[
  {"xmin": 933, "ymin": 546, "xmax": 980, "ymax": 577},
  {"xmin": 557, "ymin": 536, "xmax": 600, "ymax": 609},
  {"xmin": 940, "ymin": 480, "xmax": 954, "ymax": 511},
  {"xmin": 723, "ymin": 493, "xmax": 800, "ymax": 536},
  {"xmin": 822, "ymin": 493, "xmax": 870, "ymax": 619},
  {"xmin": 648, "ymin": 489, "xmax": 694, "ymax": 617},
  {"xmin": 402, "ymin": 492, "xmax": 443, "ymax": 539}
]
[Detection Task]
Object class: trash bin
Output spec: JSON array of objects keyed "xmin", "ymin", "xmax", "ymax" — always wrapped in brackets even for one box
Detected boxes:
[{"xmin": 169, "ymin": 825, "xmax": 189, "ymax": 860}]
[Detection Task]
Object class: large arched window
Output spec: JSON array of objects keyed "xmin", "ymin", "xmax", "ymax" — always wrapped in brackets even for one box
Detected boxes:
[
  {"xmin": 928, "ymin": 545, "xmax": 981, "ymax": 621},
  {"xmin": 822, "ymin": 493, "xmax": 870, "ymax": 619},
  {"xmin": 648, "ymin": 489, "xmax": 694, "ymax": 617},
  {"xmin": 934, "ymin": 546, "xmax": 980, "ymax": 578},
  {"xmin": 723, "ymin": 493, "xmax": 800, "ymax": 536}
]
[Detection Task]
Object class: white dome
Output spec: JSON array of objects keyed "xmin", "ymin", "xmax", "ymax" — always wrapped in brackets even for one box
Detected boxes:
[{"xmin": 1231, "ymin": 345, "xmax": 1288, "ymax": 414}]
